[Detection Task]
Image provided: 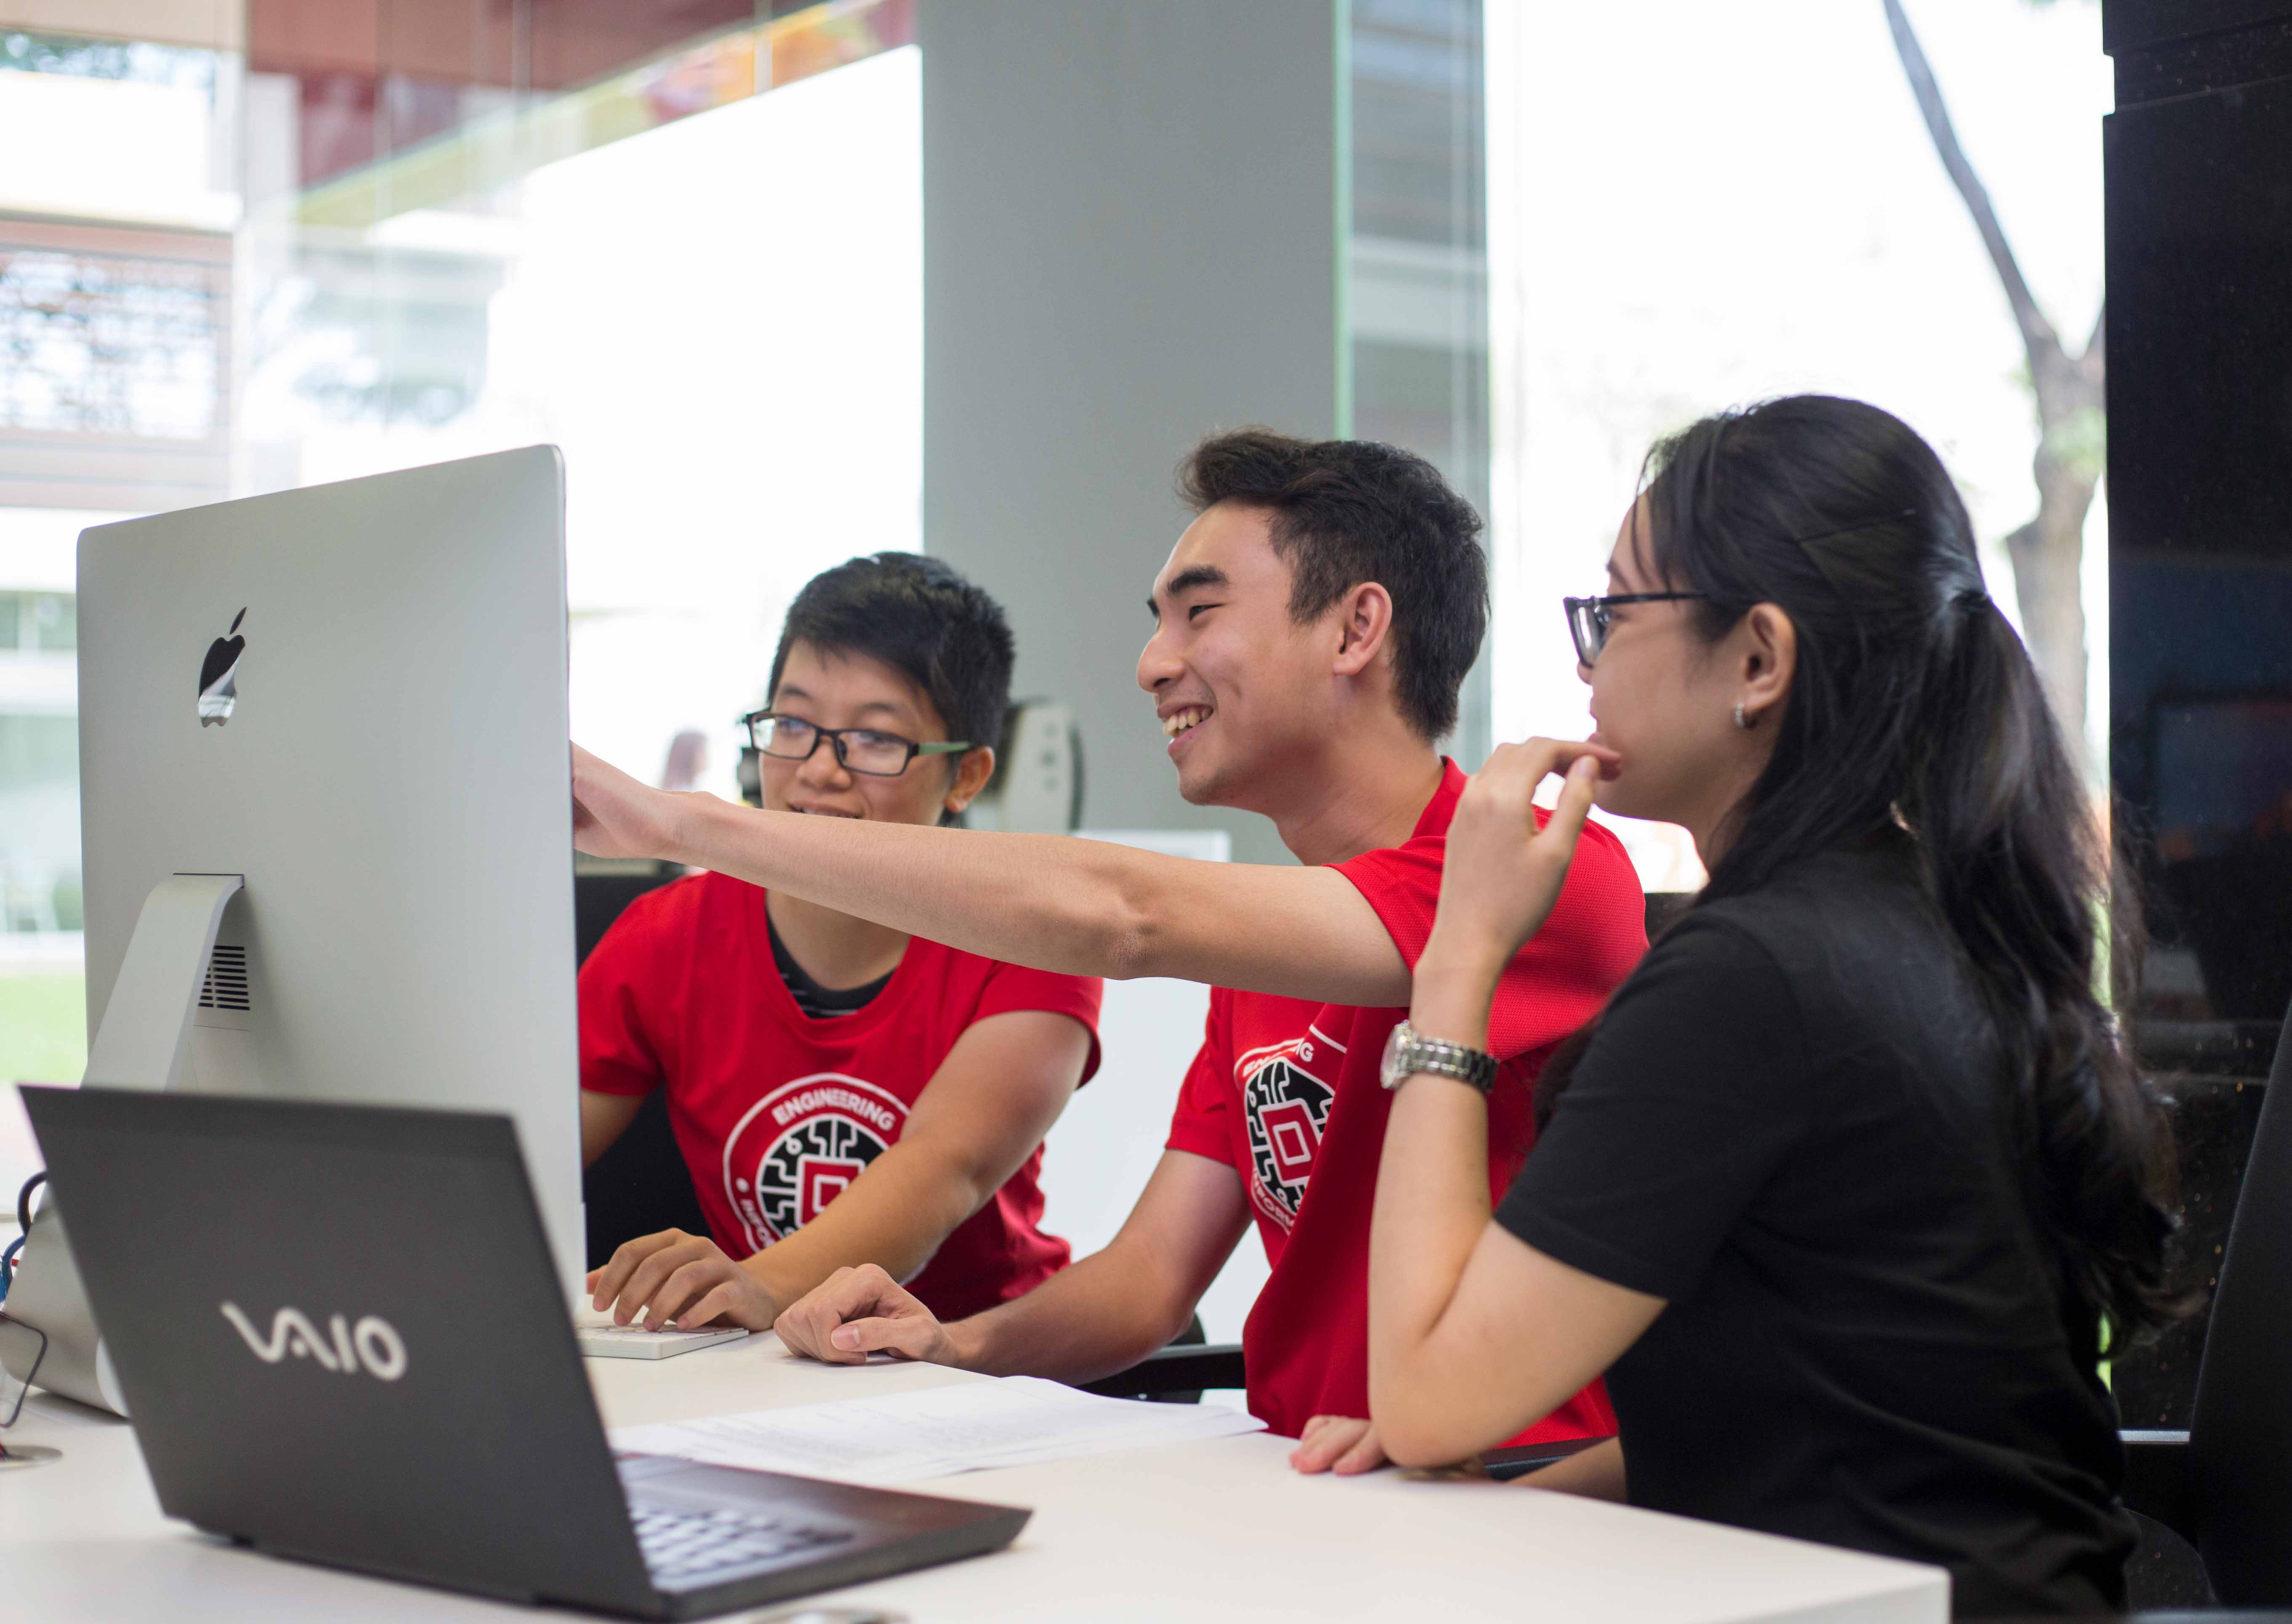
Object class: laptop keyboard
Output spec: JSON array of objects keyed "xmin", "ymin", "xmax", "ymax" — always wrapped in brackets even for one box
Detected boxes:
[{"xmin": 631, "ymin": 1503, "xmax": 856, "ymax": 1590}]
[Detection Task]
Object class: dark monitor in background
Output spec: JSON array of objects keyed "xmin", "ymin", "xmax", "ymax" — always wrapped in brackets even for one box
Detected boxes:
[{"xmin": 2150, "ymin": 696, "xmax": 2292, "ymax": 1023}]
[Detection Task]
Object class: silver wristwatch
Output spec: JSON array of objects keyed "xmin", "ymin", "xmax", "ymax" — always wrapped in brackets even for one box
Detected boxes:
[{"xmin": 1379, "ymin": 1020, "xmax": 1498, "ymax": 1094}]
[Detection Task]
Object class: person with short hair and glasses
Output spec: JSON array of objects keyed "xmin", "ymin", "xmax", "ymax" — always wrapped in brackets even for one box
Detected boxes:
[
  {"xmin": 581, "ymin": 552, "xmax": 1104, "ymax": 1334},
  {"xmin": 1367, "ymin": 396, "xmax": 2182, "ymax": 1617}
]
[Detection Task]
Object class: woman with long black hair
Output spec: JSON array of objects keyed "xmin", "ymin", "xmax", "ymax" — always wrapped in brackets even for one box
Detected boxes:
[{"xmin": 1362, "ymin": 395, "xmax": 2180, "ymax": 1615}]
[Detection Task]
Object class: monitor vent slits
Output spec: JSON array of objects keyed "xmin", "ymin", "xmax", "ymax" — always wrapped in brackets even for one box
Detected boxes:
[{"xmin": 198, "ymin": 944, "xmax": 251, "ymax": 1012}]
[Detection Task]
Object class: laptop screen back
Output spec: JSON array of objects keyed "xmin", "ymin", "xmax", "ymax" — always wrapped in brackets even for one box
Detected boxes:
[{"xmin": 21, "ymin": 1087, "xmax": 654, "ymax": 1613}]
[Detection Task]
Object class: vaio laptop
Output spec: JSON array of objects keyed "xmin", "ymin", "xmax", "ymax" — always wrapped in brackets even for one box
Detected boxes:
[{"xmin": 21, "ymin": 1086, "xmax": 1028, "ymax": 1619}]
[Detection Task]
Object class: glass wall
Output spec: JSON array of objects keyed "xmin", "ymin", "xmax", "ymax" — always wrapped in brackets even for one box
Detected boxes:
[
  {"xmin": 1347, "ymin": 0, "xmax": 1491, "ymax": 768},
  {"xmin": 0, "ymin": 25, "xmax": 244, "ymax": 1090},
  {"xmin": 1485, "ymin": 0, "xmax": 2110, "ymax": 891},
  {"xmin": 10, "ymin": 0, "xmax": 2113, "ymax": 1056},
  {"xmin": 0, "ymin": 2, "xmax": 921, "ymax": 1087}
]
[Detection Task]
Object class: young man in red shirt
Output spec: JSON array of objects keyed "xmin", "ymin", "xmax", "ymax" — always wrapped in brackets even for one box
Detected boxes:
[
  {"xmin": 571, "ymin": 432, "xmax": 1646, "ymax": 1473},
  {"xmin": 582, "ymin": 553, "xmax": 1102, "ymax": 1333}
]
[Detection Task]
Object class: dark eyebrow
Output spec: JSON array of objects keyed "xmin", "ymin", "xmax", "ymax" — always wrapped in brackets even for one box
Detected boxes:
[
  {"xmin": 771, "ymin": 687, "xmax": 910, "ymax": 724},
  {"xmin": 1149, "ymin": 564, "xmax": 1231, "ymax": 616}
]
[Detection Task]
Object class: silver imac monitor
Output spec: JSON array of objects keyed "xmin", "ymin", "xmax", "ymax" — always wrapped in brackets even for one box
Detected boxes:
[{"xmin": 72, "ymin": 446, "xmax": 582, "ymax": 1288}]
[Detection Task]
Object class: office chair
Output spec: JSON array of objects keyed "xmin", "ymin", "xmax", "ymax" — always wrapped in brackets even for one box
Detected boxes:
[
  {"xmin": 574, "ymin": 857, "xmax": 683, "ymax": 963},
  {"xmin": 1075, "ymin": 1318, "xmax": 1232, "ymax": 1405},
  {"xmin": 584, "ymin": 1091, "xmax": 712, "ymax": 1270},
  {"xmin": 1076, "ymin": 1337, "xmax": 1613, "ymax": 1479},
  {"xmin": 2121, "ymin": 987, "xmax": 2292, "ymax": 1606}
]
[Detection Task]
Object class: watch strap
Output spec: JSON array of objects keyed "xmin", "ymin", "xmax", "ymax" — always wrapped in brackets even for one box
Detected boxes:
[{"xmin": 1390, "ymin": 1031, "xmax": 1498, "ymax": 1094}]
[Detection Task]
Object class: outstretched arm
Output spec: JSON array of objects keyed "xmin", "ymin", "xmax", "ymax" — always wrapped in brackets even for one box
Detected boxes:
[{"xmin": 572, "ymin": 745, "xmax": 1409, "ymax": 1005}]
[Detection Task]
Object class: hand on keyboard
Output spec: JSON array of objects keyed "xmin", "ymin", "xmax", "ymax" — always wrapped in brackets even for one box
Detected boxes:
[{"xmin": 587, "ymin": 1227, "xmax": 781, "ymax": 1333}]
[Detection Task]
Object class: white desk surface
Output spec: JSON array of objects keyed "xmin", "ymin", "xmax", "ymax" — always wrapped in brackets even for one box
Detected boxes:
[{"xmin": 4, "ymin": 1331, "xmax": 1947, "ymax": 1622}]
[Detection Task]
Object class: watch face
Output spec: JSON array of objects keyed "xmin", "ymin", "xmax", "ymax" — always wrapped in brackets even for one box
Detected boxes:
[{"xmin": 1379, "ymin": 1021, "xmax": 1412, "ymax": 1089}]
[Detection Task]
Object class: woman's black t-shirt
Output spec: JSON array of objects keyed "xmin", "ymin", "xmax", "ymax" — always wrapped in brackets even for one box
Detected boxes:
[{"xmin": 1494, "ymin": 841, "xmax": 2135, "ymax": 1617}]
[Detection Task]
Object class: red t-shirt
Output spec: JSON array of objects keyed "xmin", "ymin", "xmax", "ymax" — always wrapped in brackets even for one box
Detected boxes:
[
  {"xmin": 581, "ymin": 873, "xmax": 1104, "ymax": 1323},
  {"xmin": 1166, "ymin": 761, "xmax": 1646, "ymax": 1441}
]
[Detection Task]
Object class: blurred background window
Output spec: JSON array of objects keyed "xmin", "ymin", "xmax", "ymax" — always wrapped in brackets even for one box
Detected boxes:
[
  {"xmin": 0, "ymin": 0, "xmax": 2112, "ymax": 1081},
  {"xmin": 1485, "ymin": 0, "xmax": 2109, "ymax": 893},
  {"xmin": 0, "ymin": 0, "xmax": 918, "ymax": 1089}
]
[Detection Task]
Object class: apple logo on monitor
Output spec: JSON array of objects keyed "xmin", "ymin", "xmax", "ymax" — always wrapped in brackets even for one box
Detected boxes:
[{"xmin": 198, "ymin": 608, "xmax": 246, "ymax": 727}]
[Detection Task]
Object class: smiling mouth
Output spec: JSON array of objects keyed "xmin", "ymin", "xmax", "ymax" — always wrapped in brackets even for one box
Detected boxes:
[
  {"xmin": 1161, "ymin": 705, "xmax": 1212, "ymax": 742},
  {"xmin": 791, "ymin": 806, "xmax": 861, "ymax": 818}
]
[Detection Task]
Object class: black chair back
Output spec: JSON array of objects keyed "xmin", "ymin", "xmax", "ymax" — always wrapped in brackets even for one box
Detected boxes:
[
  {"xmin": 584, "ymin": 1090, "xmax": 711, "ymax": 1269},
  {"xmin": 2188, "ymin": 992, "xmax": 2292, "ymax": 1602}
]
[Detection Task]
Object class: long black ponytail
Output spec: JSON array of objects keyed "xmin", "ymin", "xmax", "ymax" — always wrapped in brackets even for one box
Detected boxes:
[{"xmin": 1552, "ymin": 395, "xmax": 2182, "ymax": 1344}]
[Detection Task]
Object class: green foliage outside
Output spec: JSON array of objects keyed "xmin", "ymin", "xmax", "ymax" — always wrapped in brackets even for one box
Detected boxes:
[{"xmin": 0, "ymin": 974, "xmax": 86, "ymax": 1084}]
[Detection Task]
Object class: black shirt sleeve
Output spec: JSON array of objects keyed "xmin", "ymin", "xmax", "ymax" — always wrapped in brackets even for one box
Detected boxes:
[{"xmin": 1494, "ymin": 913, "xmax": 1814, "ymax": 1301}]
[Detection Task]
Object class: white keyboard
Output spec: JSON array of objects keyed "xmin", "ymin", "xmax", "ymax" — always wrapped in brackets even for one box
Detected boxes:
[
  {"xmin": 630, "ymin": 1502, "xmax": 854, "ymax": 1589},
  {"xmin": 576, "ymin": 1324, "xmax": 749, "ymax": 1360}
]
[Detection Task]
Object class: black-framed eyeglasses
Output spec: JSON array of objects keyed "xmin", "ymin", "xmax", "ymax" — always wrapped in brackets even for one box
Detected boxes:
[
  {"xmin": 1563, "ymin": 593, "xmax": 1709, "ymax": 665},
  {"xmin": 739, "ymin": 710, "xmax": 972, "ymax": 779}
]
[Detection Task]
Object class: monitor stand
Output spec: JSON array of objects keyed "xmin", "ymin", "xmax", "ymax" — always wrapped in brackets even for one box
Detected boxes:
[{"xmin": 5, "ymin": 874, "xmax": 243, "ymax": 1422}]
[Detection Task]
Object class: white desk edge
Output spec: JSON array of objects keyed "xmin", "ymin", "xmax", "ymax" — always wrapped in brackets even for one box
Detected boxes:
[{"xmin": 3, "ymin": 1330, "xmax": 1948, "ymax": 1623}]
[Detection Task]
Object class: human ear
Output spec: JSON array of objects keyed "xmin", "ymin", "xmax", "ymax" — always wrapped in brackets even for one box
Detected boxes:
[
  {"xmin": 1331, "ymin": 582, "xmax": 1395, "ymax": 677},
  {"xmin": 1735, "ymin": 604, "xmax": 1796, "ymax": 724},
  {"xmin": 944, "ymin": 744, "xmax": 996, "ymax": 815}
]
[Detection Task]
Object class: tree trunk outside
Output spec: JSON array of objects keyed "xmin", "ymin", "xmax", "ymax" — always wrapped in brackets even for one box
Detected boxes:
[
  {"xmin": 1883, "ymin": 0, "xmax": 2105, "ymax": 784},
  {"xmin": 2017, "ymin": 349, "xmax": 2107, "ymax": 784},
  {"xmin": 2003, "ymin": 464, "xmax": 2095, "ymax": 773}
]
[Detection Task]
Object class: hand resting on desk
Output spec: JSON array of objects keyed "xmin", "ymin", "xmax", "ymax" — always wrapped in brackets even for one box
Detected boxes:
[
  {"xmin": 774, "ymin": 1263, "xmax": 957, "ymax": 1365},
  {"xmin": 1288, "ymin": 1414, "xmax": 1392, "ymax": 1476}
]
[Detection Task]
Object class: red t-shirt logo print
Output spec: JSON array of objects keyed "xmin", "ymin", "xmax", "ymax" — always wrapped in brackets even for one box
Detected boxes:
[
  {"xmin": 579, "ymin": 874, "xmax": 1105, "ymax": 1323},
  {"xmin": 798, "ymin": 1155, "xmax": 864, "ymax": 1225},
  {"xmin": 1239, "ymin": 1040, "xmax": 1335, "ymax": 1232},
  {"xmin": 721, "ymin": 1073, "xmax": 908, "ymax": 1251}
]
